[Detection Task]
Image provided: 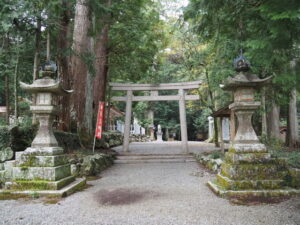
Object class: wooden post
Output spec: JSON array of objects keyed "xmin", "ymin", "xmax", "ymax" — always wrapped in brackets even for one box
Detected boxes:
[
  {"xmin": 179, "ymin": 89, "xmax": 188, "ymax": 153},
  {"xmin": 123, "ymin": 90, "xmax": 133, "ymax": 152},
  {"xmin": 220, "ymin": 117, "xmax": 224, "ymax": 153}
]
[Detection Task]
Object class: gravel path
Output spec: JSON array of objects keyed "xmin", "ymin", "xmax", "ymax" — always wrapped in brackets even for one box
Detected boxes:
[{"xmin": 0, "ymin": 161, "xmax": 299, "ymax": 225}]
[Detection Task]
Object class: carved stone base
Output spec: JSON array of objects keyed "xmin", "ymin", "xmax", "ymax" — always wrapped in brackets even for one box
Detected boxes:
[
  {"xmin": 8, "ymin": 147, "xmax": 74, "ymax": 191},
  {"xmin": 156, "ymin": 133, "xmax": 163, "ymax": 142},
  {"xmin": 208, "ymin": 147, "xmax": 298, "ymax": 198}
]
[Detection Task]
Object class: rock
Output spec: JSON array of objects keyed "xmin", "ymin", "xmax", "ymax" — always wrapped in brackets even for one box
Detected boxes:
[
  {"xmin": 82, "ymin": 156, "xmax": 96, "ymax": 176},
  {"xmin": 201, "ymin": 156, "xmax": 210, "ymax": 162},
  {"xmin": 69, "ymin": 158, "xmax": 77, "ymax": 164},
  {"xmin": 215, "ymin": 158, "xmax": 223, "ymax": 166},
  {"xmin": 4, "ymin": 181, "xmax": 15, "ymax": 190},
  {"xmin": 0, "ymin": 147, "xmax": 14, "ymax": 162},
  {"xmin": 79, "ymin": 154, "xmax": 113, "ymax": 176},
  {"xmin": 212, "ymin": 163, "xmax": 218, "ymax": 172},
  {"xmin": 3, "ymin": 160, "xmax": 15, "ymax": 181},
  {"xmin": 70, "ymin": 164, "xmax": 78, "ymax": 176}
]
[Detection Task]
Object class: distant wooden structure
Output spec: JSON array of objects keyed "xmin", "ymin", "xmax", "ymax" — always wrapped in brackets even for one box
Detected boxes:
[
  {"xmin": 107, "ymin": 106, "xmax": 125, "ymax": 131},
  {"xmin": 211, "ymin": 106, "xmax": 235, "ymax": 152}
]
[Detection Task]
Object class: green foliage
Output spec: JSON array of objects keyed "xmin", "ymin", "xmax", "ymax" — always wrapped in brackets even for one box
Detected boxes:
[
  {"xmin": 210, "ymin": 151, "xmax": 222, "ymax": 159},
  {"xmin": 184, "ymin": 0, "xmax": 300, "ymax": 100},
  {"xmin": 192, "ymin": 108, "xmax": 212, "ymax": 134},
  {"xmin": 109, "ymin": 0, "xmax": 166, "ymax": 82},
  {"xmin": 260, "ymin": 134, "xmax": 284, "ymax": 151},
  {"xmin": 272, "ymin": 151, "xmax": 300, "ymax": 169},
  {"xmin": 10, "ymin": 126, "xmax": 36, "ymax": 152},
  {"xmin": 0, "ymin": 127, "xmax": 10, "ymax": 149}
]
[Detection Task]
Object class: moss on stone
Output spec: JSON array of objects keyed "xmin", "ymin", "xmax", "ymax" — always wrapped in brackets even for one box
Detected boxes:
[
  {"xmin": 12, "ymin": 180, "xmax": 53, "ymax": 190},
  {"xmin": 221, "ymin": 162, "xmax": 288, "ymax": 180},
  {"xmin": 0, "ymin": 192, "xmax": 29, "ymax": 200}
]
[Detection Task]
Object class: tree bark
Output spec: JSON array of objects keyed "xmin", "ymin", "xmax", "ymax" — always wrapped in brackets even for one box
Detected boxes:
[
  {"xmin": 267, "ymin": 91, "xmax": 280, "ymax": 139},
  {"xmin": 213, "ymin": 117, "xmax": 219, "ymax": 147},
  {"xmin": 71, "ymin": 0, "xmax": 91, "ymax": 131},
  {"xmin": 287, "ymin": 89, "xmax": 299, "ymax": 147},
  {"xmin": 261, "ymin": 87, "xmax": 267, "ymax": 136},
  {"xmin": 57, "ymin": 0, "xmax": 72, "ymax": 131},
  {"xmin": 83, "ymin": 29, "xmax": 94, "ymax": 135},
  {"xmin": 84, "ymin": 69, "xmax": 94, "ymax": 135},
  {"xmin": 93, "ymin": 24, "xmax": 109, "ymax": 105}
]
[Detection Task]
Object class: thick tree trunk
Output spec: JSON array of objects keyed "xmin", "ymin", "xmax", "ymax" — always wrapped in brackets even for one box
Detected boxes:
[
  {"xmin": 213, "ymin": 117, "xmax": 219, "ymax": 147},
  {"xmin": 84, "ymin": 70, "xmax": 94, "ymax": 135},
  {"xmin": 267, "ymin": 93, "xmax": 280, "ymax": 139},
  {"xmin": 93, "ymin": 24, "xmax": 109, "ymax": 105},
  {"xmin": 287, "ymin": 89, "xmax": 299, "ymax": 147},
  {"xmin": 286, "ymin": 60, "xmax": 299, "ymax": 147},
  {"xmin": 71, "ymin": 0, "xmax": 91, "ymax": 131},
  {"xmin": 261, "ymin": 87, "xmax": 267, "ymax": 136},
  {"xmin": 93, "ymin": 0, "xmax": 112, "ymax": 131},
  {"xmin": 83, "ymin": 31, "xmax": 94, "ymax": 135},
  {"xmin": 57, "ymin": 0, "xmax": 72, "ymax": 131}
]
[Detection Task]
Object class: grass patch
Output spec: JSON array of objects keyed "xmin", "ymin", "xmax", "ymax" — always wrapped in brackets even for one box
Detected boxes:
[
  {"xmin": 42, "ymin": 197, "xmax": 62, "ymax": 205},
  {"xmin": 86, "ymin": 176, "xmax": 102, "ymax": 181}
]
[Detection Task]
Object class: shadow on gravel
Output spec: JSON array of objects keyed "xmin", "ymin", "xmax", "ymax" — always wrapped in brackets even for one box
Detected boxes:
[{"xmin": 95, "ymin": 188, "xmax": 159, "ymax": 206}]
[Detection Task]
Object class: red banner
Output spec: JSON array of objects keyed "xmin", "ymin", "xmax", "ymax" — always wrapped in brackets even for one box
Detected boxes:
[{"xmin": 95, "ymin": 102, "xmax": 105, "ymax": 139}]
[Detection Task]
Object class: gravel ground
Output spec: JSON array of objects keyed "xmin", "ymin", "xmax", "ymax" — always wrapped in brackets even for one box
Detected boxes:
[
  {"xmin": 0, "ymin": 161, "xmax": 299, "ymax": 225},
  {"xmin": 1, "ymin": 143, "xmax": 299, "ymax": 225}
]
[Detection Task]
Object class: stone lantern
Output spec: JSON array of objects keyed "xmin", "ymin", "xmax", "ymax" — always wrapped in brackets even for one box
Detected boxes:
[
  {"xmin": 224, "ymin": 54, "xmax": 272, "ymax": 152},
  {"xmin": 5, "ymin": 62, "xmax": 85, "ymax": 196},
  {"xmin": 207, "ymin": 53, "xmax": 299, "ymax": 197}
]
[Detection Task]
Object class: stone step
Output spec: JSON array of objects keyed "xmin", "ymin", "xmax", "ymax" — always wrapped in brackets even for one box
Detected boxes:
[
  {"xmin": 117, "ymin": 155, "xmax": 194, "ymax": 160},
  {"xmin": 115, "ymin": 154, "xmax": 196, "ymax": 164},
  {"xmin": 117, "ymin": 153, "xmax": 190, "ymax": 156},
  {"xmin": 115, "ymin": 159, "xmax": 196, "ymax": 164}
]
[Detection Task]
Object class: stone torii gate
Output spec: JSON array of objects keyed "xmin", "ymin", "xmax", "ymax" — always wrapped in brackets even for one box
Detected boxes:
[{"xmin": 110, "ymin": 81, "xmax": 201, "ymax": 153}]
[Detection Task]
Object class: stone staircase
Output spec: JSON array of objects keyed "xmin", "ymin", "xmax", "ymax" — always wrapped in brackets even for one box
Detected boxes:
[{"xmin": 114, "ymin": 153, "xmax": 196, "ymax": 164}]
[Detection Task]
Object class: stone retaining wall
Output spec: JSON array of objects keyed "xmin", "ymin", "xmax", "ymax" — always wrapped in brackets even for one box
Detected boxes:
[
  {"xmin": 195, "ymin": 153, "xmax": 224, "ymax": 172},
  {"xmin": 69, "ymin": 153, "xmax": 114, "ymax": 177}
]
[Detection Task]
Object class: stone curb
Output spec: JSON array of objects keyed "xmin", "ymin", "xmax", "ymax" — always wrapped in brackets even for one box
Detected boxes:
[
  {"xmin": 207, "ymin": 181, "xmax": 300, "ymax": 198},
  {"xmin": 0, "ymin": 177, "xmax": 86, "ymax": 198}
]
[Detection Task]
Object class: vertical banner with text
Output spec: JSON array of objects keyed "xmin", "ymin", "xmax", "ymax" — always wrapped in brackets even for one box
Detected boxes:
[{"xmin": 95, "ymin": 102, "xmax": 105, "ymax": 139}]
